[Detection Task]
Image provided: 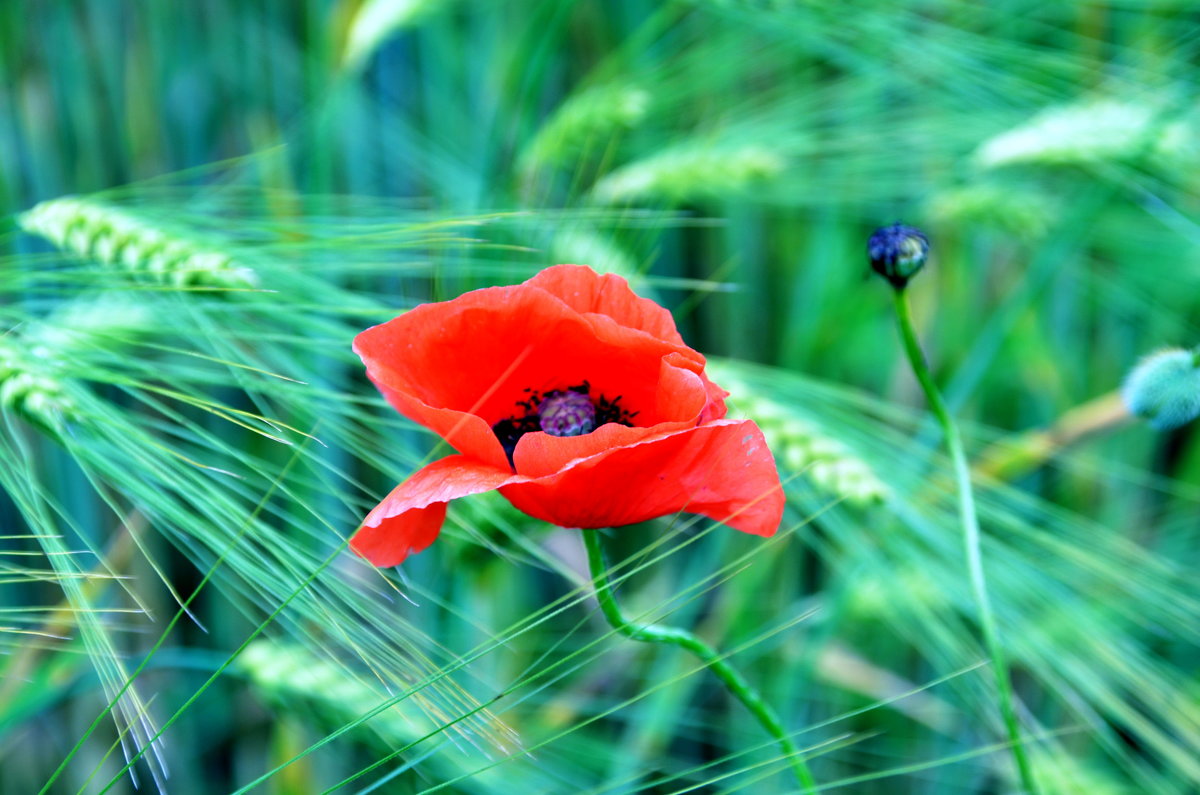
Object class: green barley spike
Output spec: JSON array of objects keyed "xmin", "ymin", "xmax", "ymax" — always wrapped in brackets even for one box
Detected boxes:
[
  {"xmin": 19, "ymin": 196, "xmax": 258, "ymax": 290},
  {"xmin": 591, "ymin": 143, "xmax": 784, "ymax": 205},
  {"xmin": 974, "ymin": 96, "xmax": 1196, "ymax": 171},
  {"xmin": 0, "ymin": 337, "xmax": 76, "ymax": 433},
  {"xmin": 925, "ymin": 183, "xmax": 1057, "ymax": 240},
  {"xmin": 237, "ymin": 640, "xmax": 512, "ymax": 792},
  {"xmin": 0, "ymin": 295, "xmax": 155, "ymax": 433},
  {"xmin": 520, "ymin": 83, "xmax": 651, "ymax": 173},
  {"xmin": 714, "ymin": 368, "xmax": 890, "ymax": 506}
]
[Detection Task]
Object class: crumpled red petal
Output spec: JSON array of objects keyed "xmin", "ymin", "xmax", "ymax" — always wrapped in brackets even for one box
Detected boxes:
[
  {"xmin": 502, "ymin": 419, "xmax": 784, "ymax": 536},
  {"xmin": 351, "ymin": 455, "xmax": 518, "ymax": 567},
  {"xmin": 352, "ymin": 419, "xmax": 783, "ymax": 566}
]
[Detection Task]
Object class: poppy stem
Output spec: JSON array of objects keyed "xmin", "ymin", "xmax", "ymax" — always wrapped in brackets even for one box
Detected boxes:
[
  {"xmin": 581, "ymin": 529, "xmax": 817, "ymax": 792},
  {"xmin": 890, "ymin": 288, "xmax": 1038, "ymax": 793}
]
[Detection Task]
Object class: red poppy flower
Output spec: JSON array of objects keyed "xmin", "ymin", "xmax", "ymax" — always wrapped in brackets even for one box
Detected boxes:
[{"xmin": 351, "ymin": 264, "xmax": 784, "ymax": 566}]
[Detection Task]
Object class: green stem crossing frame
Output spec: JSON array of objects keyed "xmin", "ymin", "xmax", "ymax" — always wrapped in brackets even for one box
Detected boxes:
[
  {"xmin": 891, "ymin": 287, "xmax": 1038, "ymax": 794},
  {"xmin": 582, "ymin": 528, "xmax": 817, "ymax": 792}
]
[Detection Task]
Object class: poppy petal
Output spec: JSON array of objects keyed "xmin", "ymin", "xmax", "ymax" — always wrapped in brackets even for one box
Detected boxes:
[
  {"xmin": 661, "ymin": 351, "xmax": 727, "ymax": 422},
  {"xmin": 355, "ymin": 281, "xmax": 710, "ymax": 443},
  {"xmin": 351, "ymin": 455, "xmax": 518, "ymax": 566},
  {"xmin": 512, "ymin": 422, "xmax": 657, "ymax": 479},
  {"xmin": 500, "ymin": 419, "xmax": 784, "ymax": 537},
  {"xmin": 526, "ymin": 264, "xmax": 688, "ymax": 347},
  {"xmin": 362, "ymin": 376, "xmax": 513, "ymax": 471}
]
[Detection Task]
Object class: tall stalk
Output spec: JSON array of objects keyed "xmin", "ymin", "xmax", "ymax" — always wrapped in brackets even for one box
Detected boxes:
[
  {"xmin": 582, "ymin": 529, "xmax": 817, "ymax": 792},
  {"xmin": 891, "ymin": 288, "xmax": 1037, "ymax": 793}
]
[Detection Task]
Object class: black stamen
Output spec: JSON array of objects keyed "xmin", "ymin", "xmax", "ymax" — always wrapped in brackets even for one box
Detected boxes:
[{"xmin": 595, "ymin": 393, "xmax": 638, "ymax": 427}]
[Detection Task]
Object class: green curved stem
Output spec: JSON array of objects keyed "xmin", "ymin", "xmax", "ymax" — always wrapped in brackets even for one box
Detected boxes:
[
  {"xmin": 582, "ymin": 529, "xmax": 817, "ymax": 792},
  {"xmin": 891, "ymin": 289, "xmax": 1038, "ymax": 793}
]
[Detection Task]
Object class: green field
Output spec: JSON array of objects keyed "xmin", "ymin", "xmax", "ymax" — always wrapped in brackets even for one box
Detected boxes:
[{"xmin": 2, "ymin": 2, "xmax": 1199, "ymax": 793}]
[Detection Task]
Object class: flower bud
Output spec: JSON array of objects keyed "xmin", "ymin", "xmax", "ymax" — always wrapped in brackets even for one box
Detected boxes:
[
  {"xmin": 868, "ymin": 223, "xmax": 929, "ymax": 289},
  {"xmin": 1121, "ymin": 347, "xmax": 1200, "ymax": 430}
]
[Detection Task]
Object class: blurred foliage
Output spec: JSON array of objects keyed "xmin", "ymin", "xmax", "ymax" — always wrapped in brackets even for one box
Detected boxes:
[{"xmin": 2, "ymin": 1, "xmax": 1200, "ymax": 793}]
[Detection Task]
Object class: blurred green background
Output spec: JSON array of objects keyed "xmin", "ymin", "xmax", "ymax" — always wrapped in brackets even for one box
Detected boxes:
[{"xmin": 2, "ymin": 1, "xmax": 1199, "ymax": 793}]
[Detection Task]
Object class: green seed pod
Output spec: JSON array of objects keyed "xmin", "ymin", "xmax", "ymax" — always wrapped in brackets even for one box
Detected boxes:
[
  {"xmin": 867, "ymin": 223, "xmax": 929, "ymax": 289},
  {"xmin": 1122, "ymin": 347, "xmax": 1200, "ymax": 430}
]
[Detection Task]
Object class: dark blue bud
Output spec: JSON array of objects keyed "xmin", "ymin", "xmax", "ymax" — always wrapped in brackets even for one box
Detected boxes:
[{"xmin": 868, "ymin": 223, "xmax": 930, "ymax": 289}]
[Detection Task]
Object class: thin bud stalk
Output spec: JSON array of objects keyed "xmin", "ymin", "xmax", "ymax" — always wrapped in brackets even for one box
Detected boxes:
[{"xmin": 890, "ymin": 288, "xmax": 1038, "ymax": 794}]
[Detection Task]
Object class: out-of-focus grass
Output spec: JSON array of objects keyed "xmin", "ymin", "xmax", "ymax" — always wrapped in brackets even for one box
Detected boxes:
[{"xmin": 1, "ymin": 1, "xmax": 1199, "ymax": 793}]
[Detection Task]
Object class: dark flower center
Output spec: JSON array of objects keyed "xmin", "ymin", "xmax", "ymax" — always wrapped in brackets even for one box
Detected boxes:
[
  {"xmin": 539, "ymin": 390, "xmax": 596, "ymax": 437},
  {"xmin": 491, "ymin": 381, "xmax": 638, "ymax": 468}
]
